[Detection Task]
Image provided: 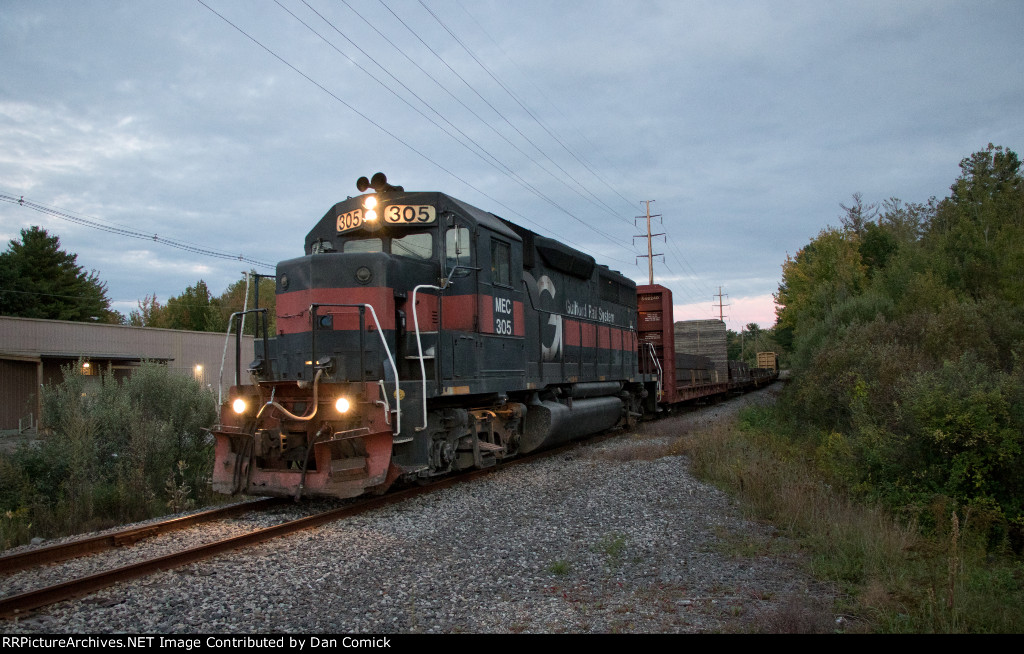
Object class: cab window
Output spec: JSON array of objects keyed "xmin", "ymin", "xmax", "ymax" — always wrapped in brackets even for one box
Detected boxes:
[
  {"xmin": 392, "ymin": 232, "xmax": 433, "ymax": 260},
  {"xmin": 445, "ymin": 226, "xmax": 471, "ymax": 270},
  {"xmin": 491, "ymin": 240, "xmax": 511, "ymax": 287},
  {"xmin": 342, "ymin": 238, "xmax": 382, "ymax": 254}
]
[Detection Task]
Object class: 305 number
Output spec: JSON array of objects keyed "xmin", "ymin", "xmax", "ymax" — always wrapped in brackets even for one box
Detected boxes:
[
  {"xmin": 384, "ymin": 205, "xmax": 435, "ymax": 224},
  {"xmin": 337, "ymin": 209, "xmax": 364, "ymax": 232}
]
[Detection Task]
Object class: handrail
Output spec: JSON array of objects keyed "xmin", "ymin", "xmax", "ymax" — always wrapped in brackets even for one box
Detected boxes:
[
  {"xmin": 308, "ymin": 303, "xmax": 401, "ymax": 435},
  {"xmin": 407, "ymin": 265, "xmax": 472, "ymax": 432},
  {"xmin": 218, "ymin": 308, "xmax": 270, "ymax": 406},
  {"xmin": 645, "ymin": 342, "xmax": 663, "ymax": 402},
  {"xmin": 411, "ymin": 284, "xmax": 441, "ymax": 432},
  {"xmin": 376, "ymin": 379, "xmax": 391, "ymax": 425}
]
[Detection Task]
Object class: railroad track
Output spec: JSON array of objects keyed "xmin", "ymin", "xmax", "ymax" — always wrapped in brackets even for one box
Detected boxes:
[
  {"xmin": 0, "ymin": 497, "xmax": 287, "ymax": 576},
  {"xmin": 0, "ymin": 450, "xmax": 556, "ymax": 619}
]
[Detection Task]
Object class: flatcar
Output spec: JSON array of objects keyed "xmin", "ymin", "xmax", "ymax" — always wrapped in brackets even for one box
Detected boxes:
[{"xmin": 212, "ymin": 174, "xmax": 657, "ymax": 500}]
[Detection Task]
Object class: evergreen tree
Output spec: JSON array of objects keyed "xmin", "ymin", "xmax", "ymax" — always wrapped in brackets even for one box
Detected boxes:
[{"xmin": 0, "ymin": 226, "xmax": 119, "ymax": 322}]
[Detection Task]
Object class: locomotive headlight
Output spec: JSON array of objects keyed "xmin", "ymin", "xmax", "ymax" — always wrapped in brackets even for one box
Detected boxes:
[
  {"xmin": 335, "ymin": 397, "xmax": 351, "ymax": 413},
  {"xmin": 363, "ymin": 195, "xmax": 377, "ymax": 210},
  {"xmin": 365, "ymin": 209, "xmax": 378, "ymax": 222},
  {"xmin": 232, "ymin": 398, "xmax": 248, "ymax": 414}
]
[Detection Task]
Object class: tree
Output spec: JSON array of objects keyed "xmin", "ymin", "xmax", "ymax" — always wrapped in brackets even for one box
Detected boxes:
[
  {"xmin": 927, "ymin": 144, "xmax": 1024, "ymax": 302},
  {"xmin": 878, "ymin": 196, "xmax": 933, "ymax": 244},
  {"xmin": 774, "ymin": 227, "xmax": 867, "ymax": 334},
  {"xmin": 128, "ymin": 294, "xmax": 168, "ymax": 328},
  {"xmin": 839, "ymin": 192, "xmax": 878, "ymax": 236},
  {"xmin": 217, "ymin": 273, "xmax": 277, "ymax": 336},
  {"xmin": 164, "ymin": 280, "xmax": 222, "ymax": 332},
  {"xmin": 774, "ymin": 145, "xmax": 1024, "ymax": 549},
  {"xmin": 0, "ymin": 226, "xmax": 119, "ymax": 323}
]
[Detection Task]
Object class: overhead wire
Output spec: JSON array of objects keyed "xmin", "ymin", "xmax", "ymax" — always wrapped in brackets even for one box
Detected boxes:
[
  {"xmin": 278, "ymin": 0, "xmax": 629, "ymax": 259},
  {"xmin": 367, "ymin": 0, "xmax": 635, "ymax": 252},
  {"xmin": 196, "ymin": 0, "xmax": 637, "ymax": 267},
  {"xmin": 333, "ymin": 0, "xmax": 632, "ymax": 232},
  {"xmin": 453, "ymin": 0, "xmax": 638, "ymax": 216},
  {"xmin": 440, "ymin": 1, "xmax": 715, "ymax": 300},
  {"xmin": 409, "ymin": 0, "xmax": 629, "ymax": 226},
  {"xmin": 0, "ymin": 193, "xmax": 276, "ymax": 269},
  {"xmin": 420, "ymin": 0, "xmax": 631, "ymax": 225}
]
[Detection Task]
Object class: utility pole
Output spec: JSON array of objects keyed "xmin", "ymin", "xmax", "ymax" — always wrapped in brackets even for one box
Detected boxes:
[
  {"xmin": 713, "ymin": 286, "xmax": 729, "ymax": 322},
  {"xmin": 634, "ymin": 200, "xmax": 664, "ymax": 285}
]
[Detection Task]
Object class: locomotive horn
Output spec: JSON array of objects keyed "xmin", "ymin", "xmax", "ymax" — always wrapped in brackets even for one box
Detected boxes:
[
  {"xmin": 370, "ymin": 172, "xmax": 388, "ymax": 191},
  {"xmin": 356, "ymin": 176, "xmax": 370, "ymax": 192}
]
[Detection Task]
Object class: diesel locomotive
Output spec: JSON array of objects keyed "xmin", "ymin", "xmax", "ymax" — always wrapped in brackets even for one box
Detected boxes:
[{"xmin": 212, "ymin": 174, "xmax": 657, "ymax": 500}]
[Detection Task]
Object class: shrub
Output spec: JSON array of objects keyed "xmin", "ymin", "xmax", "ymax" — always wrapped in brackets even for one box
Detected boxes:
[{"xmin": 0, "ymin": 362, "xmax": 218, "ymax": 547}]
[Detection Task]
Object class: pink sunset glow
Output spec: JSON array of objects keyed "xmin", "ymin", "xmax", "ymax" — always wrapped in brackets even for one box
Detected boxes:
[{"xmin": 672, "ymin": 294, "xmax": 778, "ymax": 332}]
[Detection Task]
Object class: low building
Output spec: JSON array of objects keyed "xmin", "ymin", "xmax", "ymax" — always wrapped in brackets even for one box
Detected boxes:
[{"xmin": 0, "ymin": 316, "xmax": 255, "ymax": 431}]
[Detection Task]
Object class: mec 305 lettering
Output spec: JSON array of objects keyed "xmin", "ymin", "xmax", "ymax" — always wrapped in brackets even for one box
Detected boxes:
[{"xmin": 494, "ymin": 296, "xmax": 514, "ymax": 335}]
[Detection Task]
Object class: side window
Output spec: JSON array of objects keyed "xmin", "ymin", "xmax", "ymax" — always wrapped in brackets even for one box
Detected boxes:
[
  {"xmin": 311, "ymin": 238, "xmax": 335, "ymax": 254},
  {"xmin": 445, "ymin": 226, "xmax": 471, "ymax": 271},
  {"xmin": 491, "ymin": 240, "xmax": 511, "ymax": 287},
  {"xmin": 600, "ymin": 275, "xmax": 617, "ymax": 301}
]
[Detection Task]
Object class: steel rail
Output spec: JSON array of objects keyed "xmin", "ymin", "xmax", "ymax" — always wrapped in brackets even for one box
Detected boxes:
[
  {"xmin": 0, "ymin": 432, "xmax": 619, "ymax": 620},
  {"xmin": 0, "ymin": 498, "xmax": 286, "ymax": 576},
  {"xmin": 0, "ymin": 466, "xmax": 513, "ymax": 619}
]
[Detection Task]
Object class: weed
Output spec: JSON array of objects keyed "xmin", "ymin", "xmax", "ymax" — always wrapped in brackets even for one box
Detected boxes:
[
  {"xmin": 0, "ymin": 362, "xmax": 217, "ymax": 550},
  {"xmin": 0, "ymin": 507, "xmax": 31, "ymax": 550},
  {"xmin": 165, "ymin": 460, "xmax": 196, "ymax": 514},
  {"xmin": 592, "ymin": 532, "xmax": 629, "ymax": 569},
  {"xmin": 744, "ymin": 594, "xmax": 837, "ymax": 634},
  {"xmin": 548, "ymin": 559, "xmax": 572, "ymax": 575},
  {"xmin": 680, "ymin": 401, "xmax": 1024, "ymax": 633}
]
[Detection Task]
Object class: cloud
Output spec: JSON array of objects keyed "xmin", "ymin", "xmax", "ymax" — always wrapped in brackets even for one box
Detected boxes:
[{"xmin": 0, "ymin": 0, "xmax": 1021, "ymax": 319}]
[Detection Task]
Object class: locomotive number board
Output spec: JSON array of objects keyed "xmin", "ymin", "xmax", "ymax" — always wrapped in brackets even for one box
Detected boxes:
[
  {"xmin": 337, "ymin": 209, "xmax": 364, "ymax": 232},
  {"xmin": 383, "ymin": 205, "xmax": 436, "ymax": 225},
  {"xmin": 336, "ymin": 205, "xmax": 436, "ymax": 233}
]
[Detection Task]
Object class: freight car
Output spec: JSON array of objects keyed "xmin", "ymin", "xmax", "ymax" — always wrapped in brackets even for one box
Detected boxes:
[{"xmin": 212, "ymin": 174, "xmax": 776, "ymax": 500}]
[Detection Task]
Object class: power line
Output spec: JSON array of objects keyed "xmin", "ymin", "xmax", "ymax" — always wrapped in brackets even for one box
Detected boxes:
[
  {"xmin": 195, "ymin": 0, "xmax": 638, "ymax": 268},
  {"xmin": 276, "ymin": 0, "xmax": 631, "ymax": 257},
  {"xmin": 453, "ymin": 0, "xmax": 637, "ymax": 216},
  {"xmin": 332, "ymin": 0, "xmax": 637, "ymax": 236},
  {"xmin": 0, "ymin": 193, "xmax": 276, "ymax": 269},
  {"xmin": 414, "ymin": 0, "xmax": 631, "ymax": 226},
  {"xmin": 369, "ymin": 0, "xmax": 634, "ymax": 248}
]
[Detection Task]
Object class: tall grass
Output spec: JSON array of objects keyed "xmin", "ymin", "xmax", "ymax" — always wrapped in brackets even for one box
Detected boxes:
[
  {"xmin": 0, "ymin": 362, "xmax": 218, "ymax": 549},
  {"xmin": 676, "ymin": 403, "xmax": 1024, "ymax": 633}
]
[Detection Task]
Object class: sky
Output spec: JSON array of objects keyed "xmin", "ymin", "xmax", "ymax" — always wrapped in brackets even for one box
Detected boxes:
[{"xmin": 2, "ymin": 0, "xmax": 1022, "ymax": 332}]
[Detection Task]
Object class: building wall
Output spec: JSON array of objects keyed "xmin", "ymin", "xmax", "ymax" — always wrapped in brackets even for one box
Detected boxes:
[
  {"xmin": 0, "ymin": 317, "xmax": 255, "ymax": 431},
  {"xmin": 0, "ymin": 358, "xmax": 39, "ymax": 431}
]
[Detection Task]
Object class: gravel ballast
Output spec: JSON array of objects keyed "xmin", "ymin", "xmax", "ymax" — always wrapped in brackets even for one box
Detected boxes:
[{"xmin": 1, "ymin": 382, "xmax": 836, "ymax": 634}]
